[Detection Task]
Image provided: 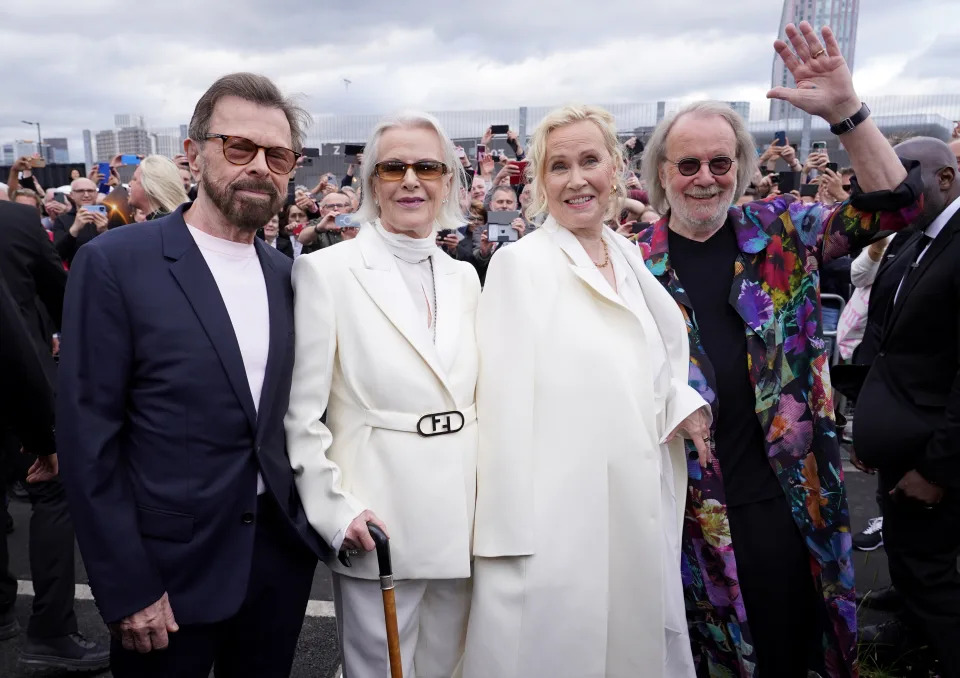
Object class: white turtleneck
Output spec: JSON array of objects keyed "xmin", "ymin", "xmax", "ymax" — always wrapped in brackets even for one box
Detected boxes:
[{"xmin": 373, "ymin": 220, "xmax": 438, "ymax": 342}]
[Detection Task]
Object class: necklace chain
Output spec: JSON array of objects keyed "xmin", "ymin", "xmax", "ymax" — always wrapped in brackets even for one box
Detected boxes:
[{"xmin": 590, "ymin": 238, "xmax": 610, "ymax": 269}]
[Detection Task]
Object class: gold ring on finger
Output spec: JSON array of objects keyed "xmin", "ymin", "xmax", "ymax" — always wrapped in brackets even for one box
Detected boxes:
[{"xmin": 812, "ymin": 48, "xmax": 826, "ymax": 58}]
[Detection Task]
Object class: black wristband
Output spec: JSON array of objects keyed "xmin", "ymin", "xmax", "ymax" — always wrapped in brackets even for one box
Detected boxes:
[{"xmin": 830, "ymin": 103, "xmax": 870, "ymax": 135}]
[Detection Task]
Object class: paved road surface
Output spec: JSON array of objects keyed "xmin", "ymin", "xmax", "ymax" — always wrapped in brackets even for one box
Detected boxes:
[{"xmin": 0, "ymin": 466, "xmax": 892, "ymax": 677}]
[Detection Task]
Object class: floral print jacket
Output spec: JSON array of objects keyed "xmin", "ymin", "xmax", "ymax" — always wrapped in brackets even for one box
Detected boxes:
[{"xmin": 637, "ymin": 170, "xmax": 922, "ymax": 678}]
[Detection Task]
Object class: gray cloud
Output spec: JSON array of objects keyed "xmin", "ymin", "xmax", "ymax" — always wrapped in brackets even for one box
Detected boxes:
[{"xmin": 1, "ymin": 0, "xmax": 956, "ymax": 162}]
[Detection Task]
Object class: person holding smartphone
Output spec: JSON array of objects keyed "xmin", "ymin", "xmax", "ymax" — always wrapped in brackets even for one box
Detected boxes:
[
  {"xmin": 50, "ymin": 178, "xmax": 109, "ymax": 266},
  {"xmin": 296, "ymin": 190, "xmax": 353, "ymax": 254}
]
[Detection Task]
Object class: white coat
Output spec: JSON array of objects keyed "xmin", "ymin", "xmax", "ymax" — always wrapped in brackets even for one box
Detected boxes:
[
  {"xmin": 284, "ymin": 224, "xmax": 480, "ymax": 581},
  {"xmin": 463, "ymin": 217, "xmax": 707, "ymax": 678}
]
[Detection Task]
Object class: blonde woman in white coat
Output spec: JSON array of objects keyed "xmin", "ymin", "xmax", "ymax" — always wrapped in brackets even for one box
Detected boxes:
[
  {"xmin": 462, "ymin": 105, "xmax": 712, "ymax": 678},
  {"xmin": 285, "ymin": 112, "xmax": 479, "ymax": 678}
]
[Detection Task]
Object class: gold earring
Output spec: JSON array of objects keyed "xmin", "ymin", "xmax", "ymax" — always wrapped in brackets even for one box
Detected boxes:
[{"xmin": 610, "ymin": 183, "xmax": 617, "ymax": 195}]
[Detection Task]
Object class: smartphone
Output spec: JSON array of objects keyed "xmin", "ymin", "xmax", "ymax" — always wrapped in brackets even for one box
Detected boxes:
[
  {"xmin": 53, "ymin": 191, "xmax": 68, "ymax": 205},
  {"xmin": 120, "ymin": 154, "xmax": 141, "ymax": 165},
  {"xmin": 456, "ymin": 147, "xmax": 466, "ymax": 159},
  {"xmin": 774, "ymin": 131, "xmax": 787, "ymax": 147},
  {"xmin": 509, "ymin": 160, "xmax": 529, "ymax": 186},
  {"xmin": 96, "ymin": 162, "xmax": 111, "ymax": 192},
  {"xmin": 344, "ymin": 144, "xmax": 365, "ymax": 157},
  {"xmin": 487, "ymin": 209, "xmax": 521, "ymax": 243},
  {"xmin": 812, "ymin": 141, "xmax": 827, "ymax": 152},
  {"xmin": 334, "ymin": 214, "xmax": 358, "ymax": 229},
  {"xmin": 29, "ymin": 157, "xmax": 47, "ymax": 168},
  {"xmin": 826, "ymin": 162, "xmax": 838, "ymax": 173},
  {"xmin": 286, "ymin": 181, "xmax": 296, "ymax": 206},
  {"xmin": 490, "ymin": 124, "xmax": 509, "ymax": 135},
  {"xmin": 778, "ymin": 171, "xmax": 801, "ymax": 193},
  {"xmin": 81, "ymin": 204, "xmax": 107, "ymax": 215},
  {"xmin": 302, "ymin": 147, "xmax": 320, "ymax": 158},
  {"xmin": 476, "ymin": 144, "xmax": 486, "ymax": 165},
  {"xmin": 800, "ymin": 183, "xmax": 819, "ymax": 198},
  {"xmin": 437, "ymin": 228, "xmax": 453, "ymax": 239}
]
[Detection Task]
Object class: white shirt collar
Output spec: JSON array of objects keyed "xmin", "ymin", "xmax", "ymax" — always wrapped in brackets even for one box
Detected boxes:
[{"xmin": 925, "ymin": 193, "xmax": 960, "ymax": 240}]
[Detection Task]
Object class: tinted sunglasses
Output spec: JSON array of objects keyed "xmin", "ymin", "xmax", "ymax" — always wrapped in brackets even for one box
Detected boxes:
[
  {"xmin": 203, "ymin": 134, "xmax": 300, "ymax": 174},
  {"xmin": 374, "ymin": 160, "xmax": 448, "ymax": 182},
  {"xmin": 669, "ymin": 156, "xmax": 735, "ymax": 177}
]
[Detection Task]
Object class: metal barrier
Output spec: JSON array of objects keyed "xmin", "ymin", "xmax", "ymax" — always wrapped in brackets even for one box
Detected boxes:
[{"xmin": 820, "ymin": 293, "xmax": 847, "ymax": 366}]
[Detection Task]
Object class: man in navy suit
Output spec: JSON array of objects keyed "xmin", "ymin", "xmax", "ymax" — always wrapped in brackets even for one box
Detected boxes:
[{"xmin": 57, "ymin": 72, "xmax": 328, "ymax": 677}]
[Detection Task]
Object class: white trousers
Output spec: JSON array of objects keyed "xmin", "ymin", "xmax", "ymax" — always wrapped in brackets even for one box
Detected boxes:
[{"xmin": 333, "ymin": 574, "xmax": 471, "ymax": 678}]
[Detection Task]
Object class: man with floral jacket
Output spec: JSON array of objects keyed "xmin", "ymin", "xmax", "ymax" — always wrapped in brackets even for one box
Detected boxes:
[{"xmin": 636, "ymin": 22, "xmax": 923, "ymax": 678}]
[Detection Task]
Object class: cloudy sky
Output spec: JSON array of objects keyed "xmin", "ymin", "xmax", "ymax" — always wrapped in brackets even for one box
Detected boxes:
[{"xmin": 3, "ymin": 0, "xmax": 959, "ymax": 161}]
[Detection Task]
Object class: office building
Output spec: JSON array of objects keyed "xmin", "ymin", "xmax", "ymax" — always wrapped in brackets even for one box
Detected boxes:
[
  {"xmin": 770, "ymin": 0, "xmax": 860, "ymax": 121},
  {"xmin": 1, "ymin": 144, "xmax": 13, "ymax": 165},
  {"xmin": 117, "ymin": 126, "xmax": 152, "ymax": 156},
  {"xmin": 45, "ymin": 137, "xmax": 70, "ymax": 164},
  {"xmin": 83, "ymin": 129, "xmax": 94, "ymax": 168},
  {"xmin": 95, "ymin": 130, "xmax": 118, "ymax": 162},
  {"xmin": 114, "ymin": 113, "xmax": 145, "ymax": 130}
]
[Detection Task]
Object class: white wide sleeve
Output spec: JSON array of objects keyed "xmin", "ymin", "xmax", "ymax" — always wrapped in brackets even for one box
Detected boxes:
[
  {"xmin": 473, "ymin": 247, "xmax": 537, "ymax": 557},
  {"xmin": 284, "ymin": 256, "xmax": 366, "ymax": 548}
]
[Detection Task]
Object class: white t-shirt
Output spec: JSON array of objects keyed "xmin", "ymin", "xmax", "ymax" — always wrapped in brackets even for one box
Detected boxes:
[{"xmin": 186, "ymin": 224, "xmax": 270, "ymax": 494}]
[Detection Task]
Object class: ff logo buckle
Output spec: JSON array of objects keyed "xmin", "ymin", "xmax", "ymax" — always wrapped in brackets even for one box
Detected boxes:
[{"xmin": 417, "ymin": 411, "xmax": 465, "ymax": 437}]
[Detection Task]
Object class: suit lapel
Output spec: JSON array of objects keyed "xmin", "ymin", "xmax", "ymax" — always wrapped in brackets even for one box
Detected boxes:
[
  {"xmin": 162, "ymin": 213, "xmax": 258, "ymax": 434},
  {"xmin": 351, "ymin": 227, "xmax": 454, "ymax": 396},
  {"xmin": 253, "ymin": 241, "xmax": 289, "ymax": 442},
  {"xmin": 888, "ymin": 219, "xmax": 960, "ymax": 331}
]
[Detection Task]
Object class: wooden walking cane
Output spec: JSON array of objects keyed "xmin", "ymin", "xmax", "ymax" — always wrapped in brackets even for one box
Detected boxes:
[{"xmin": 367, "ymin": 522, "xmax": 403, "ymax": 678}]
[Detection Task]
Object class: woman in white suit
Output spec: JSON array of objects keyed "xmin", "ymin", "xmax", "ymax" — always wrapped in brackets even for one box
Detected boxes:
[
  {"xmin": 285, "ymin": 112, "xmax": 479, "ymax": 678},
  {"xmin": 462, "ymin": 105, "xmax": 712, "ymax": 678}
]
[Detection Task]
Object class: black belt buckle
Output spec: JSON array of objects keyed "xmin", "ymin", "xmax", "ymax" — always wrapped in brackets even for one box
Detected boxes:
[{"xmin": 417, "ymin": 411, "xmax": 465, "ymax": 437}]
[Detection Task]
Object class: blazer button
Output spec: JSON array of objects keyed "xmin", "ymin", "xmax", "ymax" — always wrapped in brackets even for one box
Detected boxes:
[{"xmin": 241, "ymin": 512, "xmax": 255, "ymax": 525}]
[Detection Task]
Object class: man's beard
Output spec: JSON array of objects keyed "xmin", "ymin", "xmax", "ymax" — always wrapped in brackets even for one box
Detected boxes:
[
  {"xmin": 666, "ymin": 183, "xmax": 734, "ymax": 238},
  {"xmin": 201, "ymin": 167, "xmax": 283, "ymax": 231}
]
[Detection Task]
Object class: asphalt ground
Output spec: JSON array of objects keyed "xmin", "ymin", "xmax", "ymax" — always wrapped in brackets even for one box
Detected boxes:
[{"xmin": 0, "ymin": 464, "xmax": 931, "ymax": 677}]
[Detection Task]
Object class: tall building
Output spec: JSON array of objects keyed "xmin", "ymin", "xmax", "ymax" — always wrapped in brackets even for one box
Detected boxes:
[
  {"xmin": 114, "ymin": 113, "xmax": 145, "ymax": 129},
  {"xmin": 95, "ymin": 130, "xmax": 118, "ymax": 162},
  {"xmin": 83, "ymin": 129, "xmax": 95, "ymax": 168},
  {"xmin": 149, "ymin": 126, "xmax": 186, "ymax": 158},
  {"xmin": 45, "ymin": 137, "xmax": 70, "ymax": 164},
  {"xmin": 770, "ymin": 0, "xmax": 860, "ymax": 121},
  {"xmin": 14, "ymin": 140, "xmax": 40, "ymax": 158},
  {"xmin": 117, "ymin": 127, "xmax": 152, "ymax": 156},
  {"xmin": 1, "ymin": 144, "xmax": 13, "ymax": 165}
]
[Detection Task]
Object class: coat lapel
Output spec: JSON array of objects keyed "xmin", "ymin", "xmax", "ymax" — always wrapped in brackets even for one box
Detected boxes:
[
  {"xmin": 351, "ymin": 226, "xmax": 454, "ymax": 396},
  {"xmin": 162, "ymin": 211, "xmax": 257, "ymax": 434},
  {"xmin": 542, "ymin": 217, "xmax": 628, "ymax": 310},
  {"xmin": 253, "ymin": 241, "xmax": 289, "ymax": 442}
]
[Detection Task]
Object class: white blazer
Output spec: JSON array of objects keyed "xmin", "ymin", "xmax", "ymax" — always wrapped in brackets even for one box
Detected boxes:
[{"xmin": 285, "ymin": 224, "xmax": 480, "ymax": 580}]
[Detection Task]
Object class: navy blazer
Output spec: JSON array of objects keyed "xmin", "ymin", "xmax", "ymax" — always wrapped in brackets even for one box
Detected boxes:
[{"xmin": 57, "ymin": 205, "xmax": 327, "ymax": 625}]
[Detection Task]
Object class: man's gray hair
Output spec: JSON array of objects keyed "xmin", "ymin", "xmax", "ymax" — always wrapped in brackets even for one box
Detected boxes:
[
  {"xmin": 188, "ymin": 72, "xmax": 312, "ymax": 152},
  {"xmin": 641, "ymin": 101, "xmax": 758, "ymax": 214},
  {"xmin": 484, "ymin": 184, "xmax": 517, "ymax": 211},
  {"xmin": 353, "ymin": 110, "xmax": 466, "ymax": 231}
]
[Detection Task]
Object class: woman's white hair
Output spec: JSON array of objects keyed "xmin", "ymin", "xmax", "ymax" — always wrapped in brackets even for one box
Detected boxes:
[
  {"xmin": 641, "ymin": 100, "xmax": 758, "ymax": 215},
  {"xmin": 139, "ymin": 155, "xmax": 189, "ymax": 213},
  {"xmin": 353, "ymin": 110, "xmax": 466, "ymax": 231}
]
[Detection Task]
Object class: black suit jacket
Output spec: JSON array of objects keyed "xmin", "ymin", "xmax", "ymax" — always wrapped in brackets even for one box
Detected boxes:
[
  {"xmin": 0, "ymin": 201, "xmax": 67, "ymax": 352},
  {"xmin": 57, "ymin": 205, "xmax": 327, "ymax": 625},
  {"xmin": 855, "ymin": 208, "xmax": 960, "ymax": 488},
  {"xmin": 51, "ymin": 210, "xmax": 100, "ymax": 266},
  {"xmin": 0, "ymin": 270, "xmax": 56, "ymax": 456}
]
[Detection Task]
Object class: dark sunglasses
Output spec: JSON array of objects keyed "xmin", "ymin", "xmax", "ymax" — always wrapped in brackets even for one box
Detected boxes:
[
  {"xmin": 374, "ymin": 160, "xmax": 448, "ymax": 182},
  {"xmin": 669, "ymin": 156, "xmax": 735, "ymax": 177},
  {"xmin": 203, "ymin": 134, "xmax": 300, "ymax": 174}
]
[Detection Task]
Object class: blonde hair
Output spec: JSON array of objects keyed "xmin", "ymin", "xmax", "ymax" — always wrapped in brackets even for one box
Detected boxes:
[
  {"xmin": 525, "ymin": 104, "xmax": 626, "ymax": 223},
  {"xmin": 139, "ymin": 155, "xmax": 189, "ymax": 213},
  {"xmin": 641, "ymin": 100, "xmax": 758, "ymax": 214},
  {"xmin": 354, "ymin": 110, "xmax": 466, "ymax": 231}
]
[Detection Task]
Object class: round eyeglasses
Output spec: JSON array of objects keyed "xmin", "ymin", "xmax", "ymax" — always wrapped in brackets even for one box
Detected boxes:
[
  {"xmin": 203, "ymin": 134, "xmax": 300, "ymax": 174},
  {"xmin": 669, "ymin": 156, "xmax": 735, "ymax": 177}
]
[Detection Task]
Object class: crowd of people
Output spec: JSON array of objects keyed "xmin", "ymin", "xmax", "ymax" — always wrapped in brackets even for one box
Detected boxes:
[{"xmin": 1, "ymin": 20, "xmax": 959, "ymax": 678}]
